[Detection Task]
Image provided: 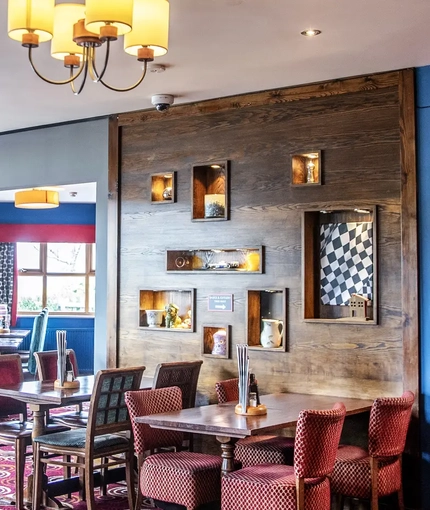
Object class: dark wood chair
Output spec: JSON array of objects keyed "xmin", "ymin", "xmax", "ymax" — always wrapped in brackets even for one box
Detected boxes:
[
  {"xmin": 0, "ymin": 353, "xmax": 68, "ymax": 510},
  {"xmin": 32, "ymin": 365, "xmax": 146, "ymax": 510},
  {"xmin": 153, "ymin": 360, "xmax": 203, "ymax": 451},
  {"xmin": 34, "ymin": 349, "xmax": 88, "ymax": 428}
]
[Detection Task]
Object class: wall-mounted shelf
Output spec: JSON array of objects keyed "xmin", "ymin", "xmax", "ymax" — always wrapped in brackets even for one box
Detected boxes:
[
  {"xmin": 303, "ymin": 207, "xmax": 377, "ymax": 324},
  {"xmin": 247, "ymin": 289, "xmax": 287, "ymax": 352},
  {"xmin": 139, "ymin": 289, "xmax": 195, "ymax": 332},
  {"xmin": 291, "ymin": 150, "xmax": 322, "ymax": 186},
  {"xmin": 166, "ymin": 247, "xmax": 263, "ymax": 273},
  {"xmin": 192, "ymin": 161, "xmax": 229, "ymax": 221},
  {"xmin": 151, "ymin": 172, "xmax": 176, "ymax": 203},
  {"xmin": 202, "ymin": 325, "xmax": 230, "ymax": 358}
]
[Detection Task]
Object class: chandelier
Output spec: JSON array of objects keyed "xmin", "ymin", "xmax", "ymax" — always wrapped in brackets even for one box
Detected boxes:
[{"xmin": 7, "ymin": 0, "xmax": 169, "ymax": 94}]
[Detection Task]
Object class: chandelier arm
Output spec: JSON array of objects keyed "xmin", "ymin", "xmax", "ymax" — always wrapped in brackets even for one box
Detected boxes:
[
  {"xmin": 70, "ymin": 50, "xmax": 90, "ymax": 95},
  {"xmin": 98, "ymin": 60, "xmax": 149, "ymax": 93},
  {"xmin": 28, "ymin": 47, "xmax": 85, "ymax": 86},
  {"xmin": 90, "ymin": 41, "xmax": 111, "ymax": 83}
]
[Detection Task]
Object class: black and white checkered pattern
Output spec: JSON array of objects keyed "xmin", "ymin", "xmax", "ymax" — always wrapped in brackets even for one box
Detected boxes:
[{"xmin": 320, "ymin": 222, "xmax": 373, "ymax": 305}]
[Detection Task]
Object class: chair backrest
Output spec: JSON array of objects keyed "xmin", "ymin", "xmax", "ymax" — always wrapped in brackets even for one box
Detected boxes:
[
  {"xmin": 27, "ymin": 307, "xmax": 49, "ymax": 375},
  {"xmin": 152, "ymin": 360, "xmax": 203, "ymax": 409},
  {"xmin": 294, "ymin": 402, "xmax": 346, "ymax": 479},
  {"xmin": 368, "ymin": 390, "xmax": 414, "ymax": 458},
  {"xmin": 125, "ymin": 386, "xmax": 184, "ymax": 455},
  {"xmin": 0, "ymin": 353, "xmax": 27, "ymax": 419},
  {"xmin": 34, "ymin": 349, "xmax": 79, "ymax": 382},
  {"xmin": 85, "ymin": 366, "xmax": 145, "ymax": 441},
  {"xmin": 215, "ymin": 378, "xmax": 239, "ymax": 403}
]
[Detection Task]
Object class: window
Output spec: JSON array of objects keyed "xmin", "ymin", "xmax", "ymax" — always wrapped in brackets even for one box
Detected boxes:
[{"xmin": 17, "ymin": 243, "xmax": 95, "ymax": 315}]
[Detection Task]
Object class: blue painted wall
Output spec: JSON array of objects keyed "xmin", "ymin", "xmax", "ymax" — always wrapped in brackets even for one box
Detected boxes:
[
  {"xmin": 416, "ymin": 65, "xmax": 430, "ymax": 507},
  {"xmin": 0, "ymin": 202, "xmax": 95, "ymax": 224},
  {"xmin": 1, "ymin": 202, "xmax": 96, "ymax": 374}
]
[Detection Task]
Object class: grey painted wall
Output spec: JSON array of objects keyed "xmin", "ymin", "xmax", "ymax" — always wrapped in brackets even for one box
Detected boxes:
[{"xmin": 0, "ymin": 117, "xmax": 110, "ymax": 372}]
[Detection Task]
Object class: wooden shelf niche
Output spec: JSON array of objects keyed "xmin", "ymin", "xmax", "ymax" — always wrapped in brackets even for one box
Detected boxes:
[
  {"xmin": 151, "ymin": 172, "xmax": 176, "ymax": 203},
  {"xmin": 166, "ymin": 247, "xmax": 263, "ymax": 273},
  {"xmin": 192, "ymin": 161, "xmax": 229, "ymax": 221},
  {"xmin": 303, "ymin": 207, "xmax": 377, "ymax": 324},
  {"xmin": 247, "ymin": 289, "xmax": 287, "ymax": 352},
  {"xmin": 202, "ymin": 325, "xmax": 230, "ymax": 359},
  {"xmin": 139, "ymin": 289, "xmax": 195, "ymax": 332},
  {"xmin": 291, "ymin": 150, "xmax": 321, "ymax": 186}
]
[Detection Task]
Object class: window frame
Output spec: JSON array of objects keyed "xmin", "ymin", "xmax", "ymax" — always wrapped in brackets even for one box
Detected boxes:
[{"xmin": 17, "ymin": 242, "xmax": 95, "ymax": 316}]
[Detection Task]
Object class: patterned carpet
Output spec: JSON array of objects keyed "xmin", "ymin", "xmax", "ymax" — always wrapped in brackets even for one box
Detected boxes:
[{"xmin": 0, "ymin": 444, "xmax": 157, "ymax": 510}]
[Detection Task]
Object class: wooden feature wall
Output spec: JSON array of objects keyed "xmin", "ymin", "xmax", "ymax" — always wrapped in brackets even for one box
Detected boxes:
[{"xmin": 115, "ymin": 70, "xmax": 417, "ymax": 408}]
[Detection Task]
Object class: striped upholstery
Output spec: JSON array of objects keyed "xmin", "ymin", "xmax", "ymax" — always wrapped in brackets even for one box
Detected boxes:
[
  {"xmin": 125, "ymin": 386, "xmax": 222, "ymax": 510},
  {"xmin": 216, "ymin": 378, "xmax": 295, "ymax": 467},
  {"xmin": 331, "ymin": 391, "xmax": 414, "ymax": 508},
  {"xmin": 221, "ymin": 403, "xmax": 346, "ymax": 510}
]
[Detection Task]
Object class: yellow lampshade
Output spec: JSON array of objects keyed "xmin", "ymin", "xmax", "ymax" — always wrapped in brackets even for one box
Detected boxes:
[
  {"xmin": 15, "ymin": 189, "xmax": 60, "ymax": 209},
  {"xmin": 51, "ymin": 4, "xmax": 85, "ymax": 61},
  {"xmin": 124, "ymin": 0, "xmax": 169, "ymax": 58},
  {"xmin": 85, "ymin": 0, "xmax": 134, "ymax": 36},
  {"xmin": 8, "ymin": 0, "xmax": 55, "ymax": 43}
]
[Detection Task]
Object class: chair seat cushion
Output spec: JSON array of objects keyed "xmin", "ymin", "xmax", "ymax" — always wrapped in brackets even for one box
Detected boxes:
[
  {"xmin": 142, "ymin": 451, "xmax": 222, "ymax": 509},
  {"xmin": 33, "ymin": 428, "xmax": 129, "ymax": 450},
  {"xmin": 235, "ymin": 435, "xmax": 294, "ymax": 467},
  {"xmin": 221, "ymin": 463, "xmax": 329, "ymax": 510},
  {"xmin": 0, "ymin": 421, "xmax": 68, "ymax": 440},
  {"xmin": 331, "ymin": 445, "xmax": 402, "ymax": 498}
]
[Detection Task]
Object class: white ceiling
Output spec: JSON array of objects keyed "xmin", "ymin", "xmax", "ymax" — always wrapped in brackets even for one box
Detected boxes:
[{"xmin": 1, "ymin": 0, "xmax": 430, "ymax": 134}]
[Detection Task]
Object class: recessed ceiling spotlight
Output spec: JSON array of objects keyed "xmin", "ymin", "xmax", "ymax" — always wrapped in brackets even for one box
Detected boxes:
[{"xmin": 301, "ymin": 28, "xmax": 322, "ymax": 37}]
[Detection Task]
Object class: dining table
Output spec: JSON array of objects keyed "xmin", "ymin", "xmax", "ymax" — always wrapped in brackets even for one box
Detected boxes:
[
  {"xmin": 0, "ymin": 329, "xmax": 31, "ymax": 353},
  {"xmin": 135, "ymin": 392, "xmax": 374, "ymax": 475},
  {"xmin": 0, "ymin": 372, "xmax": 154, "ymax": 507}
]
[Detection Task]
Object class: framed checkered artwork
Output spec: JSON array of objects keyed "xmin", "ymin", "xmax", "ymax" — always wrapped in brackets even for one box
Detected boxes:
[{"xmin": 320, "ymin": 222, "xmax": 373, "ymax": 306}]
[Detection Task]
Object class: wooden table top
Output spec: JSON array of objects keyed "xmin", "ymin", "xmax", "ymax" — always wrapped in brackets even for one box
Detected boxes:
[
  {"xmin": 0, "ymin": 375, "xmax": 95, "ymax": 406},
  {"xmin": 0, "ymin": 330, "xmax": 31, "ymax": 353},
  {"xmin": 0, "ymin": 329, "xmax": 31, "ymax": 339},
  {"xmin": 135, "ymin": 392, "xmax": 374, "ymax": 438}
]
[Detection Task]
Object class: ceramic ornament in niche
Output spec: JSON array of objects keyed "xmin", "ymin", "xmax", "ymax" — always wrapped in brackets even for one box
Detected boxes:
[{"xmin": 165, "ymin": 303, "xmax": 182, "ymax": 328}]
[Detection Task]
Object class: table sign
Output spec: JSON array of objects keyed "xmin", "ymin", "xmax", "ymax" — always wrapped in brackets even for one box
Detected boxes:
[{"xmin": 208, "ymin": 294, "xmax": 233, "ymax": 312}]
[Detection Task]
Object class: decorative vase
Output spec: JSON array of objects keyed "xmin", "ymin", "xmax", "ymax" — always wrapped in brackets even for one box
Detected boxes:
[
  {"xmin": 146, "ymin": 309, "xmax": 164, "ymax": 327},
  {"xmin": 245, "ymin": 252, "xmax": 260, "ymax": 272},
  {"xmin": 212, "ymin": 329, "xmax": 227, "ymax": 356},
  {"xmin": 204, "ymin": 194, "xmax": 226, "ymax": 218},
  {"xmin": 260, "ymin": 319, "xmax": 283, "ymax": 348}
]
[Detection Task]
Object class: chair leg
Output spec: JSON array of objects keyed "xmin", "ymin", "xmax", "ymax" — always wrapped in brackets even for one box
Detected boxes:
[
  {"xmin": 126, "ymin": 449, "xmax": 136, "ymax": 510},
  {"xmin": 397, "ymin": 488, "xmax": 405, "ymax": 510},
  {"xmin": 84, "ymin": 455, "xmax": 96, "ymax": 510},
  {"xmin": 14, "ymin": 438, "xmax": 27, "ymax": 510},
  {"xmin": 135, "ymin": 454, "xmax": 144, "ymax": 510},
  {"xmin": 32, "ymin": 443, "xmax": 43, "ymax": 510},
  {"xmin": 370, "ymin": 457, "xmax": 379, "ymax": 510}
]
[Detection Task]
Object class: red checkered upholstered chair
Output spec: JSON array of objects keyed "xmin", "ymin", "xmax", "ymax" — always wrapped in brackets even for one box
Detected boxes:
[
  {"xmin": 331, "ymin": 391, "xmax": 414, "ymax": 510},
  {"xmin": 0, "ymin": 354, "xmax": 68, "ymax": 510},
  {"xmin": 125, "ymin": 386, "xmax": 222, "ymax": 510},
  {"xmin": 215, "ymin": 378, "xmax": 294, "ymax": 467},
  {"xmin": 221, "ymin": 402, "xmax": 346, "ymax": 510},
  {"xmin": 32, "ymin": 366, "xmax": 145, "ymax": 510}
]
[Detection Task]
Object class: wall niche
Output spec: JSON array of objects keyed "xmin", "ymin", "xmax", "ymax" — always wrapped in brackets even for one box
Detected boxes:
[{"xmin": 303, "ymin": 206, "xmax": 377, "ymax": 324}]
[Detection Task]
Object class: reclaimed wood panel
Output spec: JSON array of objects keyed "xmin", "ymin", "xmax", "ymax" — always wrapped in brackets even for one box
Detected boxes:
[{"xmin": 115, "ymin": 72, "xmax": 416, "ymax": 416}]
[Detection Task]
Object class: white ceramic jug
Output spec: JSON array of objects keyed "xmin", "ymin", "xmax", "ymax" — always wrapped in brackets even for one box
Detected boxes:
[{"xmin": 260, "ymin": 319, "xmax": 283, "ymax": 348}]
